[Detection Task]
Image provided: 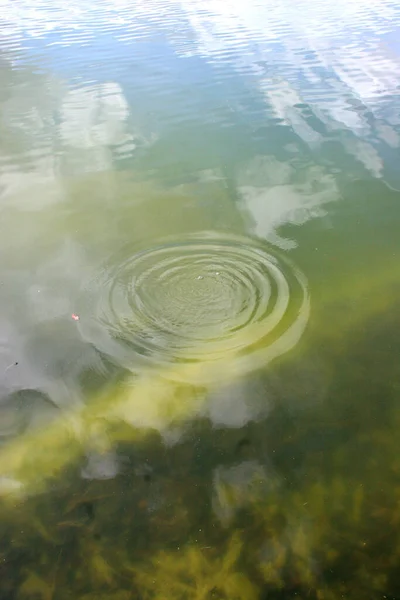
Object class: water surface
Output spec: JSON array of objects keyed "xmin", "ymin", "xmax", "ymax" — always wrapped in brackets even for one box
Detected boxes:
[{"xmin": 1, "ymin": 1, "xmax": 400, "ymax": 598}]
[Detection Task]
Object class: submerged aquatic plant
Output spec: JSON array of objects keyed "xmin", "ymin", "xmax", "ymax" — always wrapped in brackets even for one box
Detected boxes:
[
  {"xmin": 1, "ymin": 248, "xmax": 400, "ymax": 600},
  {"xmin": 133, "ymin": 533, "xmax": 259, "ymax": 600},
  {"xmin": 1, "ymin": 243, "xmax": 399, "ymax": 500}
]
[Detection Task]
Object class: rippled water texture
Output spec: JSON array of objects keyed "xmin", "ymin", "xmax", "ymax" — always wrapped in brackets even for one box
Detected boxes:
[
  {"xmin": 78, "ymin": 232, "xmax": 309, "ymax": 382},
  {"xmin": 0, "ymin": 0, "xmax": 399, "ymax": 410},
  {"xmin": 2, "ymin": 1, "xmax": 400, "ymax": 599},
  {"xmin": 0, "ymin": 0, "xmax": 399, "ymax": 404}
]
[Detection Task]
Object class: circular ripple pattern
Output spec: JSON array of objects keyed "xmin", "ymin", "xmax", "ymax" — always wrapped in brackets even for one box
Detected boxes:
[{"xmin": 78, "ymin": 233, "xmax": 310, "ymax": 383}]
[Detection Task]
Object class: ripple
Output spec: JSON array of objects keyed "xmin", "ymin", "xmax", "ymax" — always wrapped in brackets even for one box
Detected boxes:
[{"xmin": 78, "ymin": 232, "xmax": 310, "ymax": 383}]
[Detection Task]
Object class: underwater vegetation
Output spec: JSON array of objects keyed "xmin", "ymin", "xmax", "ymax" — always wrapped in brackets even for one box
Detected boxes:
[
  {"xmin": 1, "ymin": 242, "xmax": 399, "ymax": 500},
  {"xmin": 133, "ymin": 533, "xmax": 259, "ymax": 600},
  {"xmin": 1, "ymin": 258, "xmax": 400, "ymax": 599},
  {"xmin": 3, "ymin": 382, "xmax": 400, "ymax": 600}
]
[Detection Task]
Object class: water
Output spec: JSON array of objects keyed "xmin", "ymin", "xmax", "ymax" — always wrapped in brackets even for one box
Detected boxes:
[
  {"xmin": 76, "ymin": 232, "xmax": 309, "ymax": 382},
  {"xmin": 1, "ymin": 0, "xmax": 400, "ymax": 597}
]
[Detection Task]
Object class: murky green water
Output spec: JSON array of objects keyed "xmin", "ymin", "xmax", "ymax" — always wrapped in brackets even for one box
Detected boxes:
[{"xmin": 1, "ymin": 1, "xmax": 400, "ymax": 598}]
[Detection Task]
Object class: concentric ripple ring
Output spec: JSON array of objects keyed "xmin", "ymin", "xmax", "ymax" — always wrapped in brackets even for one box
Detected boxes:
[{"xmin": 77, "ymin": 232, "xmax": 310, "ymax": 384}]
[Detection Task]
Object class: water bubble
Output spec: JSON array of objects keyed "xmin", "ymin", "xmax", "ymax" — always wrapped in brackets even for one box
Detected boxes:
[{"xmin": 78, "ymin": 232, "xmax": 310, "ymax": 383}]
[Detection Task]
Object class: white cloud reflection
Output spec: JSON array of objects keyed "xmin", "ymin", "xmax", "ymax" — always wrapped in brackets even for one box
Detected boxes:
[
  {"xmin": 236, "ymin": 156, "xmax": 338, "ymax": 249},
  {"xmin": 0, "ymin": 73, "xmax": 144, "ymax": 205},
  {"xmin": 178, "ymin": 0, "xmax": 400, "ymax": 182}
]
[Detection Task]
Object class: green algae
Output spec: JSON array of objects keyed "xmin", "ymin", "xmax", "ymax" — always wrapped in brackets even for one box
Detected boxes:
[
  {"xmin": 1, "ymin": 290, "xmax": 400, "ymax": 599},
  {"xmin": 1, "ymin": 171, "xmax": 400, "ymax": 598}
]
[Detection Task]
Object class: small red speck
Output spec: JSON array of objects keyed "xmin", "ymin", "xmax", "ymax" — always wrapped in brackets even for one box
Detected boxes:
[{"xmin": 71, "ymin": 314, "xmax": 80, "ymax": 321}]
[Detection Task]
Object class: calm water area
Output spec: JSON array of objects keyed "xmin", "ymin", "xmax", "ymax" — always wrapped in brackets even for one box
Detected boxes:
[{"xmin": 1, "ymin": 1, "xmax": 400, "ymax": 598}]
